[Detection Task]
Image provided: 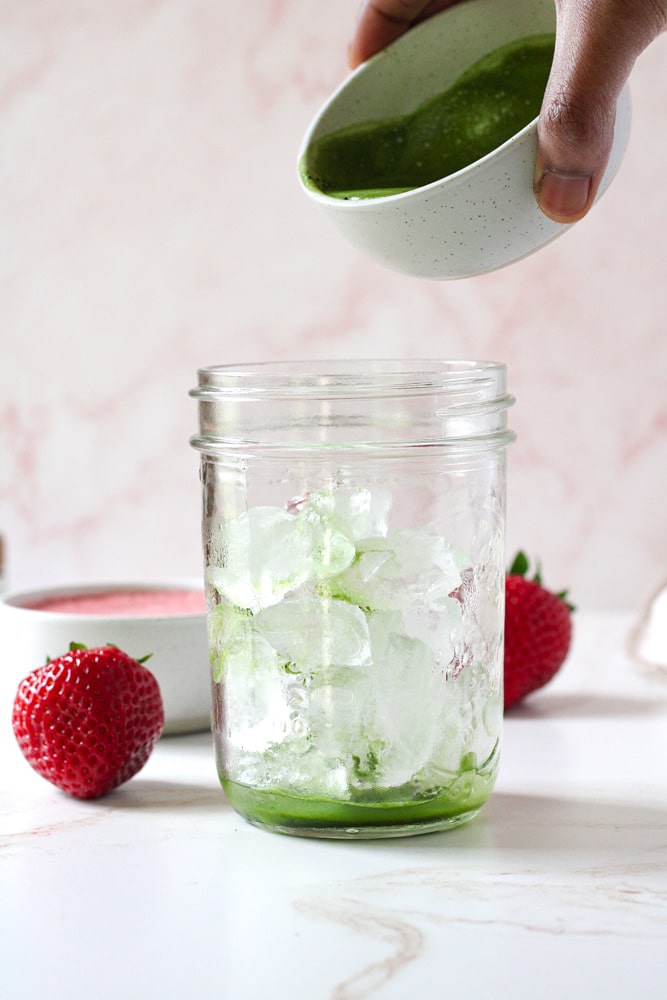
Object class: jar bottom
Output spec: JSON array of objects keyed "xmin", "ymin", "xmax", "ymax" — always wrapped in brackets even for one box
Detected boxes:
[
  {"xmin": 246, "ymin": 809, "xmax": 483, "ymax": 840},
  {"xmin": 222, "ymin": 777, "xmax": 493, "ymax": 840}
]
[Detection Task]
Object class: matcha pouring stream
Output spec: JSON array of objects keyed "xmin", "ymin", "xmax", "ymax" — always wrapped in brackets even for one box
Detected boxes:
[{"xmin": 190, "ymin": 361, "xmax": 515, "ymax": 839}]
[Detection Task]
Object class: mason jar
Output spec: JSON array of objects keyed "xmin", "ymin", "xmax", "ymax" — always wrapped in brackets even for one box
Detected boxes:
[{"xmin": 190, "ymin": 360, "xmax": 514, "ymax": 838}]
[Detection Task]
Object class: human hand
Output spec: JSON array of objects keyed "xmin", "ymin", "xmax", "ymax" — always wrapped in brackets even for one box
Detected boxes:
[{"xmin": 348, "ymin": 1, "xmax": 667, "ymax": 223}]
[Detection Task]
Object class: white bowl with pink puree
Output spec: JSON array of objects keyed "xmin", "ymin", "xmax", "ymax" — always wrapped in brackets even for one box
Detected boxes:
[{"xmin": 1, "ymin": 581, "xmax": 210, "ymax": 734}]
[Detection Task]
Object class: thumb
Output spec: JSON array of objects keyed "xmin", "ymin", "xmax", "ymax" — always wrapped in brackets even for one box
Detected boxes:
[{"xmin": 534, "ymin": 0, "xmax": 665, "ymax": 224}]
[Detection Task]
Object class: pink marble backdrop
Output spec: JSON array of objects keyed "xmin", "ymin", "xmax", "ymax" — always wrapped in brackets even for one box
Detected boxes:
[{"xmin": 1, "ymin": 0, "xmax": 666, "ymax": 610}]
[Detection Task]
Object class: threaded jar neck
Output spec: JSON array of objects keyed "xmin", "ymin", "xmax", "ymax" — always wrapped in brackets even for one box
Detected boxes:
[{"xmin": 190, "ymin": 359, "xmax": 515, "ymax": 454}]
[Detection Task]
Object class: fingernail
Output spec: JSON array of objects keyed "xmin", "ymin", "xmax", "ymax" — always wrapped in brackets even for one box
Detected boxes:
[{"xmin": 535, "ymin": 170, "xmax": 592, "ymax": 222}]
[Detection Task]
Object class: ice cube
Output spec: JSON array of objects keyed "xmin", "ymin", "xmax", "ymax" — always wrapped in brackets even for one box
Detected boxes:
[
  {"xmin": 301, "ymin": 485, "xmax": 392, "ymax": 542},
  {"xmin": 254, "ymin": 595, "xmax": 372, "ymax": 670},
  {"xmin": 365, "ymin": 619, "xmax": 440, "ymax": 787},
  {"xmin": 365, "ymin": 528, "xmax": 463, "ymax": 587},
  {"xmin": 401, "ymin": 593, "xmax": 463, "ymax": 667},
  {"xmin": 288, "ymin": 749, "xmax": 351, "ymax": 799},
  {"xmin": 295, "ymin": 504, "xmax": 356, "ymax": 578},
  {"xmin": 206, "ymin": 567, "xmax": 259, "ymax": 618},
  {"xmin": 218, "ymin": 624, "xmax": 292, "ymax": 754},
  {"xmin": 208, "ymin": 602, "xmax": 254, "ymax": 682},
  {"xmin": 207, "ymin": 506, "xmax": 318, "ymax": 611},
  {"xmin": 330, "ymin": 528, "xmax": 464, "ymax": 617},
  {"xmin": 307, "ymin": 670, "xmax": 373, "ymax": 765}
]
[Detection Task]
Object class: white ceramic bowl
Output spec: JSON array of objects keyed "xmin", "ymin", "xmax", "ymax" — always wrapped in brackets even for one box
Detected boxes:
[
  {"xmin": 298, "ymin": 0, "xmax": 631, "ymax": 279},
  {"xmin": 1, "ymin": 580, "xmax": 211, "ymax": 735}
]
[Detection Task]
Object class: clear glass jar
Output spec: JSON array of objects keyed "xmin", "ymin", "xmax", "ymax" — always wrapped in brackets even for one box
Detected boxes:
[{"xmin": 190, "ymin": 360, "xmax": 514, "ymax": 838}]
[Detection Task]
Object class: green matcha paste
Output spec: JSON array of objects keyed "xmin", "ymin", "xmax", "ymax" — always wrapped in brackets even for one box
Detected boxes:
[{"xmin": 302, "ymin": 33, "xmax": 555, "ymax": 199}]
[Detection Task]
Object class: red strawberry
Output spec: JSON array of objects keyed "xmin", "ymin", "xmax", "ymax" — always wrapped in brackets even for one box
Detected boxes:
[
  {"xmin": 504, "ymin": 552, "xmax": 573, "ymax": 710},
  {"xmin": 12, "ymin": 643, "xmax": 164, "ymax": 799}
]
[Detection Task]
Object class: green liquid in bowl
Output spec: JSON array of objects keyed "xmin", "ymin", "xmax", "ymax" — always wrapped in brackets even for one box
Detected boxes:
[{"xmin": 302, "ymin": 33, "xmax": 555, "ymax": 199}]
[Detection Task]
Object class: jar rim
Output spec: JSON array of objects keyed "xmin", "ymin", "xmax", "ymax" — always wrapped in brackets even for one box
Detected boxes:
[{"xmin": 190, "ymin": 358, "xmax": 509, "ymax": 401}]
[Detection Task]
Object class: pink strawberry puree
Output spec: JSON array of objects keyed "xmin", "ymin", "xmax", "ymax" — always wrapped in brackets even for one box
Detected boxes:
[{"xmin": 23, "ymin": 588, "xmax": 206, "ymax": 617}]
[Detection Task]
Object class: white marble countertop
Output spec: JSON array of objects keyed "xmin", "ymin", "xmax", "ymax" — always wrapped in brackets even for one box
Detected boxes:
[{"xmin": 2, "ymin": 612, "xmax": 667, "ymax": 1000}]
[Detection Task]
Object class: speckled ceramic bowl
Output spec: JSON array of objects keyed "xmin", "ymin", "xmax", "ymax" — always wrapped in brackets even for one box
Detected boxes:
[
  {"xmin": 1, "ymin": 581, "xmax": 211, "ymax": 735},
  {"xmin": 298, "ymin": 0, "xmax": 631, "ymax": 279}
]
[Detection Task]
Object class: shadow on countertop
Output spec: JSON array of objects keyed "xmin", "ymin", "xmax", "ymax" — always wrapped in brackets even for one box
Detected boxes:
[{"xmin": 506, "ymin": 690, "xmax": 667, "ymax": 719}]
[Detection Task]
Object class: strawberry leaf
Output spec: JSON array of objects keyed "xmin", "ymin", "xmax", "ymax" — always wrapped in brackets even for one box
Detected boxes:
[
  {"xmin": 50, "ymin": 642, "xmax": 87, "ymax": 659},
  {"xmin": 556, "ymin": 590, "xmax": 576, "ymax": 613},
  {"xmin": 508, "ymin": 552, "xmax": 575, "ymax": 613},
  {"xmin": 105, "ymin": 642, "xmax": 152, "ymax": 663},
  {"xmin": 508, "ymin": 551, "xmax": 529, "ymax": 576},
  {"xmin": 534, "ymin": 559, "xmax": 543, "ymax": 586}
]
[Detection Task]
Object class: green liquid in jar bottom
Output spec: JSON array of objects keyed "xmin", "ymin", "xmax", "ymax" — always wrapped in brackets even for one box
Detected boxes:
[
  {"xmin": 303, "ymin": 33, "xmax": 555, "ymax": 199},
  {"xmin": 221, "ymin": 745, "xmax": 498, "ymax": 838}
]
